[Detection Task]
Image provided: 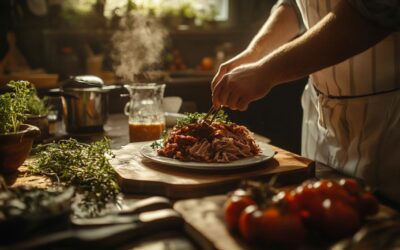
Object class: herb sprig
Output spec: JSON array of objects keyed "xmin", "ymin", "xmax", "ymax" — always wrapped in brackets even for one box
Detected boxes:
[
  {"xmin": 175, "ymin": 110, "xmax": 229, "ymax": 128},
  {"xmin": 28, "ymin": 138, "xmax": 120, "ymax": 217},
  {"xmin": 150, "ymin": 130, "xmax": 168, "ymax": 150}
]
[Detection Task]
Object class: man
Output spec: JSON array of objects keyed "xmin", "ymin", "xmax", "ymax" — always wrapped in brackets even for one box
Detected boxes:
[{"xmin": 211, "ymin": 0, "xmax": 399, "ymax": 204}]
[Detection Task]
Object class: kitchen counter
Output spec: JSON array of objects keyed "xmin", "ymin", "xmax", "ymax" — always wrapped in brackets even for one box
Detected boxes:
[{"xmin": 4, "ymin": 113, "xmax": 399, "ymax": 250}]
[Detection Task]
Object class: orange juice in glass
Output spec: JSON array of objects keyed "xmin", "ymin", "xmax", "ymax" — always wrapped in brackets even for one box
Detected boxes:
[{"xmin": 124, "ymin": 83, "xmax": 166, "ymax": 142}]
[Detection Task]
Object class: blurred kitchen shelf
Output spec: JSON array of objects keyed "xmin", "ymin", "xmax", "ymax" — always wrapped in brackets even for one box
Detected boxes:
[{"xmin": 0, "ymin": 73, "xmax": 59, "ymax": 89}]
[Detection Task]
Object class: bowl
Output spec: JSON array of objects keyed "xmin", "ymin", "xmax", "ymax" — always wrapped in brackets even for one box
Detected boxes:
[
  {"xmin": 163, "ymin": 96, "xmax": 182, "ymax": 113},
  {"xmin": 0, "ymin": 124, "xmax": 41, "ymax": 173}
]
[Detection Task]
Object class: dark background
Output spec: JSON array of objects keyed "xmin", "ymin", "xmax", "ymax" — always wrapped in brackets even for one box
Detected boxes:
[{"xmin": 0, "ymin": 0, "xmax": 307, "ymax": 154}]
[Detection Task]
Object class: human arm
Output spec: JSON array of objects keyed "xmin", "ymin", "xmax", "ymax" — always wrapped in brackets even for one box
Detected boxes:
[
  {"xmin": 212, "ymin": 0, "xmax": 392, "ymax": 110},
  {"xmin": 211, "ymin": 2, "xmax": 302, "ymax": 90}
]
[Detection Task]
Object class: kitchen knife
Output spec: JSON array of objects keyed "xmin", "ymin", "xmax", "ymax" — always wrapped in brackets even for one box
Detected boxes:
[
  {"xmin": 71, "ymin": 196, "xmax": 172, "ymax": 227},
  {"xmin": 4, "ymin": 208, "xmax": 183, "ymax": 250}
]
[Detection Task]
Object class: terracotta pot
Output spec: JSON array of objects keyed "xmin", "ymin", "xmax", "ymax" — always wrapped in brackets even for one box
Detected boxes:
[
  {"xmin": 25, "ymin": 114, "xmax": 49, "ymax": 143},
  {"xmin": 0, "ymin": 124, "xmax": 41, "ymax": 173}
]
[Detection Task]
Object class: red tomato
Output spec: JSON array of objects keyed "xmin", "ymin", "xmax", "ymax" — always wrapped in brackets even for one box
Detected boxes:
[
  {"xmin": 293, "ymin": 184, "xmax": 325, "ymax": 228},
  {"xmin": 238, "ymin": 205, "xmax": 263, "ymax": 243},
  {"xmin": 272, "ymin": 190, "xmax": 300, "ymax": 214},
  {"xmin": 339, "ymin": 178, "xmax": 363, "ymax": 196},
  {"xmin": 261, "ymin": 207, "xmax": 306, "ymax": 249},
  {"xmin": 358, "ymin": 192, "xmax": 379, "ymax": 216},
  {"xmin": 230, "ymin": 188, "xmax": 251, "ymax": 198},
  {"xmin": 321, "ymin": 198, "xmax": 361, "ymax": 239},
  {"xmin": 314, "ymin": 179, "xmax": 358, "ymax": 209},
  {"xmin": 224, "ymin": 194, "xmax": 256, "ymax": 231}
]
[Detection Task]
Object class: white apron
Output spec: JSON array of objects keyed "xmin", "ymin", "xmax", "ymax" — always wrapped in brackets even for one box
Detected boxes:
[{"xmin": 297, "ymin": 0, "xmax": 400, "ymax": 203}]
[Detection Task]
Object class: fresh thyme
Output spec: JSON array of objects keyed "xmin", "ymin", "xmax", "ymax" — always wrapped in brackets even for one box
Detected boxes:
[
  {"xmin": 150, "ymin": 140, "xmax": 163, "ymax": 150},
  {"xmin": 175, "ymin": 110, "xmax": 230, "ymax": 128},
  {"xmin": 150, "ymin": 130, "xmax": 168, "ymax": 149},
  {"xmin": 28, "ymin": 138, "xmax": 120, "ymax": 217}
]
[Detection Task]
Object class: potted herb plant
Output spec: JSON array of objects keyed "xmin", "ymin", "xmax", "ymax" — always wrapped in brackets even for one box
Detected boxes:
[
  {"xmin": 0, "ymin": 81, "xmax": 40, "ymax": 173},
  {"xmin": 25, "ymin": 86, "xmax": 50, "ymax": 143}
]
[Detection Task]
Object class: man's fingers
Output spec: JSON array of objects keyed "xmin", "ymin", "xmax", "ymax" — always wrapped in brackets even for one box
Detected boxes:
[
  {"xmin": 212, "ymin": 76, "xmax": 226, "ymax": 108},
  {"xmin": 226, "ymin": 90, "xmax": 240, "ymax": 110},
  {"xmin": 211, "ymin": 66, "xmax": 226, "ymax": 91},
  {"xmin": 217, "ymin": 77, "xmax": 231, "ymax": 108},
  {"xmin": 211, "ymin": 73, "xmax": 221, "ymax": 91},
  {"xmin": 237, "ymin": 97, "xmax": 249, "ymax": 111}
]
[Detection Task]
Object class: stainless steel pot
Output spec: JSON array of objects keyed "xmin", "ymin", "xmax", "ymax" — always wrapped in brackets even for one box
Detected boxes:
[
  {"xmin": 62, "ymin": 87, "xmax": 108, "ymax": 133},
  {"xmin": 48, "ymin": 75, "xmax": 119, "ymax": 133},
  {"xmin": 63, "ymin": 75, "xmax": 109, "ymax": 133}
]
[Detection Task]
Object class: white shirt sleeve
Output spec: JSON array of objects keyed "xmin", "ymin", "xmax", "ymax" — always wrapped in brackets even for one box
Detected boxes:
[{"xmin": 271, "ymin": 0, "xmax": 306, "ymax": 34}]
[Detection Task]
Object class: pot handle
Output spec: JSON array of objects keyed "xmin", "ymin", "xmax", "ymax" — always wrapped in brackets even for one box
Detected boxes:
[
  {"xmin": 24, "ymin": 125, "xmax": 41, "ymax": 139},
  {"xmin": 44, "ymin": 88, "xmax": 79, "ymax": 99},
  {"xmin": 124, "ymin": 102, "xmax": 130, "ymax": 116},
  {"xmin": 102, "ymin": 84, "xmax": 124, "ymax": 91}
]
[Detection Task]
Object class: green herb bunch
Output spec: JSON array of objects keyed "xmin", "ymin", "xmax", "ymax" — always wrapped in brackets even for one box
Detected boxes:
[
  {"xmin": 0, "ymin": 80, "xmax": 32, "ymax": 134},
  {"xmin": 175, "ymin": 109, "xmax": 230, "ymax": 128},
  {"xmin": 28, "ymin": 138, "xmax": 120, "ymax": 217},
  {"xmin": 26, "ymin": 87, "xmax": 50, "ymax": 116}
]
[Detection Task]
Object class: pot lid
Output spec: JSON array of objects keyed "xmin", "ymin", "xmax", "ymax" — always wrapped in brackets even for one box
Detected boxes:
[{"xmin": 61, "ymin": 75, "xmax": 104, "ymax": 89}]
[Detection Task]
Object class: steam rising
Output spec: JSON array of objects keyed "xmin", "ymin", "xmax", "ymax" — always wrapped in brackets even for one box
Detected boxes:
[{"xmin": 112, "ymin": 11, "xmax": 168, "ymax": 82}]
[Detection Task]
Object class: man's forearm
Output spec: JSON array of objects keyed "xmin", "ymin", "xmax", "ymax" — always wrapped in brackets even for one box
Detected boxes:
[
  {"xmin": 239, "ymin": 3, "xmax": 301, "ymax": 63},
  {"xmin": 247, "ymin": 4, "xmax": 301, "ymax": 56},
  {"xmin": 261, "ymin": 0, "xmax": 391, "ymax": 87}
]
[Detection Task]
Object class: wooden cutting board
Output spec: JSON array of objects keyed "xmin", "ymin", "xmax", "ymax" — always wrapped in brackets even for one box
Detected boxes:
[
  {"xmin": 174, "ymin": 195, "xmax": 399, "ymax": 250},
  {"xmin": 111, "ymin": 141, "xmax": 314, "ymax": 199}
]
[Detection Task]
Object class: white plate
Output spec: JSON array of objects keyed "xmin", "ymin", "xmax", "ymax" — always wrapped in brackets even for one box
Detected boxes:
[{"xmin": 140, "ymin": 141, "xmax": 276, "ymax": 170}]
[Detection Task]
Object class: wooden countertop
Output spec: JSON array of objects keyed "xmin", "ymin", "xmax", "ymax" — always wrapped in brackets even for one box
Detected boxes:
[{"xmin": 5, "ymin": 113, "xmax": 399, "ymax": 250}]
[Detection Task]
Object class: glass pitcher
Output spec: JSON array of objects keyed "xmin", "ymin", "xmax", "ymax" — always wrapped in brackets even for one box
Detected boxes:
[{"xmin": 124, "ymin": 83, "xmax": 166, "ymax": 142}]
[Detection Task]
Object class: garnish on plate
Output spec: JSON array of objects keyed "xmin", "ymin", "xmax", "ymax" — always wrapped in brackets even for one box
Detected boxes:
[{"xmin": 175, "ymin": 110, "xmax": 230, "ymax": 128}]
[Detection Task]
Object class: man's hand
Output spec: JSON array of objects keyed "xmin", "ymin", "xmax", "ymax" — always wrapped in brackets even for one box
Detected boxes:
[
  {"xmin": 212, "ymin": 63, "xmax": 274, "ymax": 111},
  {"xmin": 211, "ymin": 60, "xmax": 237, "ymax": 93},
  {"xmin": 210, "ymin": 3, "xmax": 301, "ymax": 110},
  {"xmin": 211, "ymin": 51, "xmax": 254, "ymax": 92}
]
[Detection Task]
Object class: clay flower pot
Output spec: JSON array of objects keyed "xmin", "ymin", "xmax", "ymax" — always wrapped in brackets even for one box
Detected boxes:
[{"xmin": 0, "ymin": 124, "xmax": 41, "ymax": 173}]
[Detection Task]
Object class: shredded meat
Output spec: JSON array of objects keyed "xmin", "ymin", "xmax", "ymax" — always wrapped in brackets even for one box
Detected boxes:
[{"xmin": 157, "ymin": 122, "xmax": 261, "ymax": 163}]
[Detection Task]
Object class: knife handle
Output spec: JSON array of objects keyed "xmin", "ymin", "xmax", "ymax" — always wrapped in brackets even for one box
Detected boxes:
[{"xmin": 6, "ymin": 209, "xmax": 183, "ymax": 250}]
